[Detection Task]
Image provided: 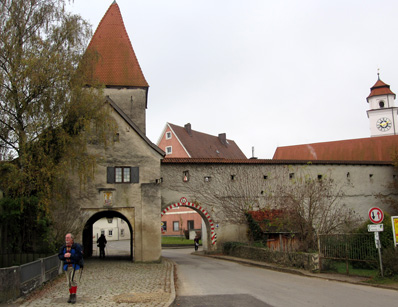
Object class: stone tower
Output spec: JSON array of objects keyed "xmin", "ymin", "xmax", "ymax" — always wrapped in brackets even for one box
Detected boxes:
[
  {"xmin": 85, "ymin": 1, "xmax": 149, "ymax": 133},
  {"xmin": 366, "ymin": 75, "xmax": 398, "ymax": 137}
]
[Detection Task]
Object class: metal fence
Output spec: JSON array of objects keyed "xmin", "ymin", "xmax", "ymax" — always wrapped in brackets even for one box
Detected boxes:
[
  {"xmin": 0, "ymin": 253, "xmax": 53, "ymax": 268},
  {"xmin": 318, "ymin": 233, "xmax": 377, "ymax": 274},
  {"xmin": 0, "ymin": 254, "xmax": 61, "ymax": 303}
]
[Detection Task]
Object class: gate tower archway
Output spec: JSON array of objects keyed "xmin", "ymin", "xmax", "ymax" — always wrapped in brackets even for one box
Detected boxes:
[
  {"xmin": 83, "ymin": 210, "xmax": 133, "ymax": 260},
  {"xmin": 161, "ymin": 200, "xmax": 217, "ymax": 248}
]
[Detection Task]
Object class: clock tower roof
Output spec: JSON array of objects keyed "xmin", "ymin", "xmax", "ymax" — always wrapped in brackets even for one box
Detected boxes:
[{"xmin": 367, "ymin": 77, "xmax": 395, "ymax": 101}]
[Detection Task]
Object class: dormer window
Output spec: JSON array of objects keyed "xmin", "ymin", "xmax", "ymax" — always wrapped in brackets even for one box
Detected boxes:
[
  {"xmin": 379, "ymin": 100, "xmax": 385, "ymax": 108},
  {"xmin": 166, "ymin": 131, "xmax": 172, "ymax": 139}
]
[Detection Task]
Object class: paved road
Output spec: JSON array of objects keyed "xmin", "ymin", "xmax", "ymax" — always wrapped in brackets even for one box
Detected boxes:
[{"xmin": 162, "ymin": 248, "xmax": 398, "ymax": 307}]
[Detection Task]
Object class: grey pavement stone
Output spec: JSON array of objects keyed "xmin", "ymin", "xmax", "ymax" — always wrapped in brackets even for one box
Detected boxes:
[{"xmin": 18, "ymin": 257, "xmax": 175, "ymax": 307}]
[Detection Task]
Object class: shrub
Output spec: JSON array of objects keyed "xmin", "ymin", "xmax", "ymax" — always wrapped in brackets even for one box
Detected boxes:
[
  {"xmin": 382, "ymin": 247, "xmax": 398, "ymax": 277},
  {"xmin": 222, "ymin": 241, "xmax": 246, "ymax": 254}
]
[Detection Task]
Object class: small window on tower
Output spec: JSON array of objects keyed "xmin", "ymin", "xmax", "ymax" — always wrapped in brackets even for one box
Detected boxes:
[{"xmin": 379, "ymin": 101, "xmax": 385, "ymax": 108}]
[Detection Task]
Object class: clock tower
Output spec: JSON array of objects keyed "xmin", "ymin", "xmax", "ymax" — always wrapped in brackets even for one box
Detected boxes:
[{"xmin": 366, "ymin": 75, "xmax": 398, "ymax": 137}]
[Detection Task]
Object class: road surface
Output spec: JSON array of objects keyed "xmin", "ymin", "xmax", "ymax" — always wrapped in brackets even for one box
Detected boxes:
[{"xmin": 162, "ymin": 248, "xmax": 398, "ymax": 307}]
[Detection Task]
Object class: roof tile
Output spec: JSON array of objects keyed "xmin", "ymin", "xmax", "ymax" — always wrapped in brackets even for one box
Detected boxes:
[
  {"xmin": 272, "ymin": 135, "xmax": 398, "ymax": 162},
  {"xmin": 85, "ymin": 2, "xmax": 148, "ymax": 87},
  {"xmin": 367, "ymin": 78, "xmax": 395, "ymax": 100}
]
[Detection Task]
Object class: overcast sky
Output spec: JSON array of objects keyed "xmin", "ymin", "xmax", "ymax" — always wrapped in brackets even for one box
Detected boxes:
[{"xmin": 67, "ymin": 0, "xmax": 398, "ymax": 159}]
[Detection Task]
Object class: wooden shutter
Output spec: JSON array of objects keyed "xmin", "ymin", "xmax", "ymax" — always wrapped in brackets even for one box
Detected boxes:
[
  {"xmin": 130, "ymin": 167, "xmax": 139, "ymax": 183},
  {"xmin": 107, "ymin": 167, "xmax": 115, "ymax": 183}
]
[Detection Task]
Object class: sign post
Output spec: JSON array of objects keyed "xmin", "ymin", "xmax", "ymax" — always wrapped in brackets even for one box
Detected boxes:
[
  {"xmin": 392, "ymin": 216, "xmax": 398, "ymax": 248},
  {"xmin": 368, "ymin": 207, "xmax": 384, "ymax": 277}
]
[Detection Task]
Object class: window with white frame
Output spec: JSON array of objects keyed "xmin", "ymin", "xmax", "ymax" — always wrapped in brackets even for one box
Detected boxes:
[
  {"xmin": 115, "ymin": 167, "xmax": 130, "ymax": 183},
  {"xmin": 166, "ymin": 146, "xmax": 172, "ymax": 155},
  {"xmin": 108, "ymin": 230, "xmax": 113, "ymax": 236},
  {"xmin": 166, "ymin": 131, "xmax": 172, "ymax": 139},
  {"xmin": 173, "ymin": 221, "xmax": 179, "ymax": 231}
]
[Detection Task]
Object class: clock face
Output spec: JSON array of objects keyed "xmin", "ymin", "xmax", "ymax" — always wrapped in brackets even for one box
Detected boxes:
[{"xmin": 376, "ymin": 117, "xmax": 392, "ymax": 131}]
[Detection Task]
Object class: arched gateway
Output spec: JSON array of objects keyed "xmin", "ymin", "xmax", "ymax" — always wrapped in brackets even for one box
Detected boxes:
[
  {"xmin": 161, "ymin": 198, "xmax": 217, "ymax": 246},
  {"xmin": 82, "ymin": 210, "xmax": 133, "ymax": 260}
]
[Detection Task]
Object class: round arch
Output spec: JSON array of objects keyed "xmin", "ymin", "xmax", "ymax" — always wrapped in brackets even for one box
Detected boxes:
[
  {"xmin": 82, "ymin": 210, "xmax": 133, "ymax": 260},
  {"xmin": 161, "ymin": 201, "xmax": 217, "ymax": 246}
]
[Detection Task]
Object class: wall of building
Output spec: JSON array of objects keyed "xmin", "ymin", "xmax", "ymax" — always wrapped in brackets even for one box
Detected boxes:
[
  {"xmin": 157, "ymin": 125, "xmax": 189, "ymax": 158},
  {"xmin": 93, "ymin": 217, "xmax": 131, "ymax": 241},
  {"xmin": 161, "ymin": 206, "xmax": 202, "ymax": 237},
  {"xmin": 69, "ymin": 102, "xmax": 163, "ymax": 262},
  {"xmin": 104, "ymin": 88, "xmax": 147, "ymax": 134},
  {"xmin": 160, "ymin": 162, "xmax": 398, "ymax": 251}
]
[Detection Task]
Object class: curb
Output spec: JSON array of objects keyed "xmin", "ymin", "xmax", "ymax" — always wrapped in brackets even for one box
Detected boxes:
[{"xmin": 164, "ymin": 258, "xmax": 176, "ymax": 307}]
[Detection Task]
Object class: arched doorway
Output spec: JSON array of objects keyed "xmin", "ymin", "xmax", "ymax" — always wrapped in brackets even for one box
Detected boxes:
[
  {"xmin": 161, "ymin": 200, "xmax": 217, "ymax": 250},
  {"xmin": 83, "ymin": 210, "xmax": 133, "ymax": 260}
]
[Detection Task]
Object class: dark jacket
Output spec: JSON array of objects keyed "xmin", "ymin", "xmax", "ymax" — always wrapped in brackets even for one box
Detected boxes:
[
  {"xmin": 58, "ymin": 243, "xmax": 83, "ymax": 271},
  {"xmin": 97, "ymin": 235, "xmax": 107, "ymax": 247}
]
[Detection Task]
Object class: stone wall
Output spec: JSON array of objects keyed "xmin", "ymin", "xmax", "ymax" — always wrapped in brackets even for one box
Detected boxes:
[{"xmin": 161, "ymin": 161, "xmax": 398, "ymax": 251}]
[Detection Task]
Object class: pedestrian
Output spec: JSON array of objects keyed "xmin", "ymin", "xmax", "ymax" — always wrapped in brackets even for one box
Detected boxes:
[
  {"xmin": 58, "ymin": 233, "xmax": 83, "ymax": 304},
  {"xmin": 194, "ymin": 235, "xmax": 200, "ymax": 251},
  {"xmin": 97, "ymin": 233, "xmax": 107, "ymax": 258}
]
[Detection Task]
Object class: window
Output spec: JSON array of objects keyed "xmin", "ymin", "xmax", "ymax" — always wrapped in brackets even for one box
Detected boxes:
[
  {"xmin": 231, "ymin": 175, "xmax": 236, "ymax": 181},
  {"xmin": 107, "ymin": 218, "xmax": 113, "ymax": 223},
  {"xmin": 173, "ymin": 221, "xmax": 179, "ymax": 231},
  {"xmin": 166, "ymin": 131, "xmax": 172, "ymax": 139},
  {"xmin": 121, "ymin": 229, "xmax": 125, "ymax": 237},
  {"xmin": 379, "ymin": 100, "xmax": 385, "ymax": 108},
  {"xmin": 166, "ymin": 146, "xmax": 172, "ymax": 155},
  {"xmin": 162, "ymin": 221, "xmax": 167, "ymax": 231},
  {"xmin": 187, "ymin": 220, "xmax": 194, "ymax": 230},
  {"xmin": 115, "ymin": 167, "xmax": 130, "ymax": 183},
  {"xmin": 183, "ymin": 171, "xmax": 189, "ymax": 182},
  {"xmin": 108, "ymin": 230, "xmax": 113, "ymax": 236},
  {"xmin": 107, "ymin": 166, "xmax": 139, "ymax": 183}
]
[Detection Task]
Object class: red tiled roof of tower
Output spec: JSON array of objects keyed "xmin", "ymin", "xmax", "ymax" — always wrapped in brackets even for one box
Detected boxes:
[
  {"xmin": 272, "ymin": 135, "xmax": 398, "ymax": 162},
  {"xmin": 85, "ymin": 2, "xmax": 148, "ymax": 87},
  {"xmin": 167, "ymin": 123, "xmax": 247, "ymax": 159},
  {"xmin": 367, "ymin": 79, "xmax": 395, "ymax": 101}
]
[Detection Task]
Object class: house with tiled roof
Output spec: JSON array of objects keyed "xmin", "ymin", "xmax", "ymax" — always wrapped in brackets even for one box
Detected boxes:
[
  {"xmin": 273, "ymin": 76, "xmax": 398, "ymax": 161},
  {"xmin": 157, "ymin": 123, "xmax": 247, "ymax": 159}
]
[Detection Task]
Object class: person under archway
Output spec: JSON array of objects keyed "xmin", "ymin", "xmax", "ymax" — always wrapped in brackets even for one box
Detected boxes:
[
  {"xmin": 194, "ymin": 235, "xmax": 200, "ymax": 251},
  {"xmin": 97, "ymin": 234, "xmax": 107, "ymax": 258}
]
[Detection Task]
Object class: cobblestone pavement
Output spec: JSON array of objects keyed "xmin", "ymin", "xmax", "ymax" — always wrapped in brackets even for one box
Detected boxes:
[{"xmin": 17, "ymin": 257, "xmax": 175, "ymax": 307}]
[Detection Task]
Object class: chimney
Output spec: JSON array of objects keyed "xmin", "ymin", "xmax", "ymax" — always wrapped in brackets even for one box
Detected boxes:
[
  {"xmin": 218, "ymin": 133, "xmax": 227, "ymax": 146},
  {"xmin": 184, "ymin": 123, "xmax": 192, "ymax": 136}
]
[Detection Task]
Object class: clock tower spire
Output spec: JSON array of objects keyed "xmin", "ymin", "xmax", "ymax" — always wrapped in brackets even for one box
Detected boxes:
[{"xmin": 366, "ymin": 74, "xmax": 398, "ymax": 137}]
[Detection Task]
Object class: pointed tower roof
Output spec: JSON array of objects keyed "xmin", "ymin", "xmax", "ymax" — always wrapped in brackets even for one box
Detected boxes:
[
  {"xmin": 86, "ymin": 2, "xmax": 148, "ymax": 87},
  {"xmin": 367, "ymin": 76, "xmax": 395, "ymax": 101}
]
